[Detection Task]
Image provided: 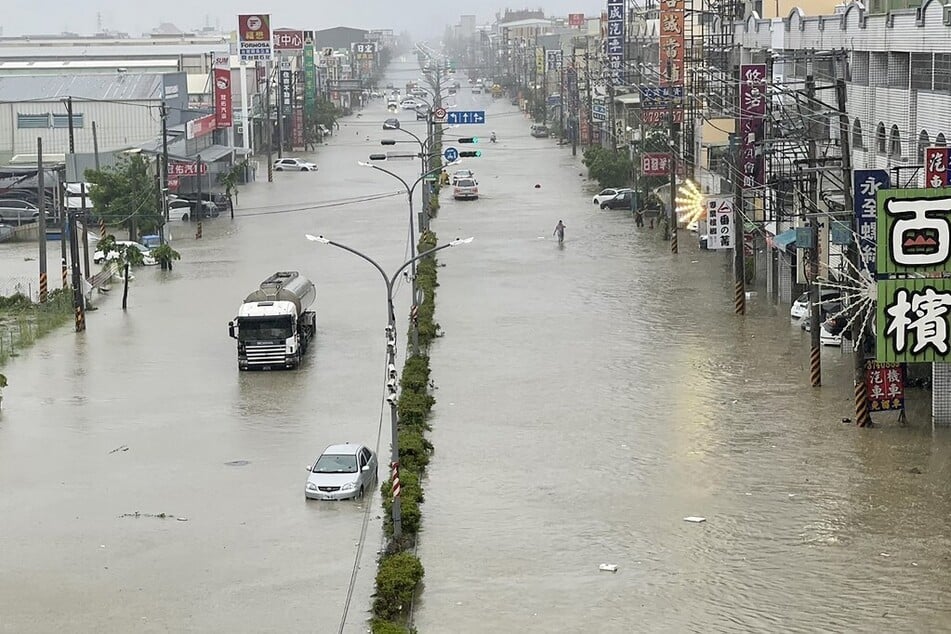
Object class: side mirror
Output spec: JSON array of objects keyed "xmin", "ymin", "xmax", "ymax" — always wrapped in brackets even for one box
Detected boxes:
[
  {"xmin": 361, "ymin": 465, "xmax": 370, "ymax": 472},
  {"xmin": 228, "ymin": 321, "xmax": 236, "ymax": 339},
  {"xmin": 305, "ymin": 466, "xmax": 313, "ymax": 472}
]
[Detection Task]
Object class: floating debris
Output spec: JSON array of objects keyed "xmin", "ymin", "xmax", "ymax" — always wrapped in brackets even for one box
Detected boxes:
[
  {"xmin": 599, "ymin": 564, "xmax": 618, "ymax": 573},
  {"xmin": 224, "ymin": 460, "xmax": 250, "ymax": 467},
  {"xmin": 683, "ymin": 516, "xmax": 706, "ymax": 523},
  {"xmin": 108, "ymin": 445, "xmax": 130, "ymax": 454}
]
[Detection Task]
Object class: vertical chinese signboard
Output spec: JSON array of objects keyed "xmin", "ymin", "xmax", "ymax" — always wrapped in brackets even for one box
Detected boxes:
[
  {"xmin": 280, "ymin": 69, "xmax": 293, "ymax": 110},
  {"xmin": 738, "ymin": 64, "xmax": 766, "ymax": 190},
  {"xmin": 238, "ymin": 14, "xmax": 272, "ymax": 62},
  {"xmin": 876, "ymin": 187, "xmax": 951, "ymax": 362},
  {"xmin": 212, "ymin": 54, "xmax": 232, "ymax": 128},
  {"xmin": 304, "ymin": 32, "xmax": 316, "ymax": 119},
  {"xmin": 606, "ymin": 0, "xmax": 624, "ymax": 84},
  {"xmin": 865, "ymin": 362, "xmax": 906, "ymax": 411},
  {"xmin": 853, "ymin": 169, "xmax": 890, "ymax": 274},
  {"xmin": 568, "ymin": 13, "xmax": 585, "ymax": 27},
  {"xmin": 706, "ymin": 197, "xmax": 735, "ymax": 250},
  {"xmin": 535, "ymin": 47, "xmax": 544, "ymax": 76},
  {"xmin": 925, "ymin": 147, "xmax": 951, "ymax": 188},
  {"xmin": 545, "ymin": 49, "xmax": 562, "ymax": 72},
  {"xmin": 659, "ymin": 0, "xmax": 684, "ymax": 86}
]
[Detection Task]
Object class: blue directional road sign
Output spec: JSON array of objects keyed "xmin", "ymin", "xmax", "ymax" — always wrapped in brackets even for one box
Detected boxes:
[
  {"xmin": 446, "ymin": 110, "xmax": 486, "ymax": 125},
  {"xmin": 444, "ymin": 147, "xmax": 459, "ymax": 162}
]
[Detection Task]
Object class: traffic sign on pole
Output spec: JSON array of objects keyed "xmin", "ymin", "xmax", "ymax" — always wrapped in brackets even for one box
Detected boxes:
[
  {"xmin": 446, "ymin": 110, "xmax": 486, "ymax": 125},
  {"xmin": 444, "ymin": 147, "xmax": 459, "ymax": 162},
  {"xmin": 433, "ymin": 107, "xmax": 447, "ymax": 121}
]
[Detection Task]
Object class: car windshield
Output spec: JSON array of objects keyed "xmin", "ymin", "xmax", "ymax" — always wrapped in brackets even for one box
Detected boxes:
[
  {"xmin": 313, "ymin": 454, "xmax": 358, "ymax": 474},
  {"xmin": 237, "ymin": 316, "xmax": 293, "ymax": 342}
]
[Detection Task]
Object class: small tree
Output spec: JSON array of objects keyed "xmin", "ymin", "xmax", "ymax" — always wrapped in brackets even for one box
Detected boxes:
[
  {"xmin": 151, "ymin": 243, "xmax": 181, "ymax": 271},
  {"xmin": 85, "ymin": 154, "xmax": 162, "ymax": 241},
  {"xmin": 582, "ymin": 146, "xmax": 633, "ymax": 189},
  {"xmin": 97, "ymin": 235, "xmax": 145, "ymax": 310},
  {"xmin": 218, "ymin": 160, "xmax": 247, "ymax": 213}
]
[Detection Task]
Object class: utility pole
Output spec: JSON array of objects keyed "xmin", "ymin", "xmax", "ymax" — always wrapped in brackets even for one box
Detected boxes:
[
  {"xmin": 542, "ymin": 51, "xmax": 548, "ymax": 126},
  {"xmin": 571, "ymin": 48, "xmax": 578, "ymax": 157},
  {"xmin": 195, "ymin": 155, "xmax": 203, "ymax": 239},
  {"xmin": 266, "ymin": 63, "xmax": 274, "ymax": 183},
  {"xmin": 37, "ymin": 138, "xmax": 48, "ymax": 303},
  {"xmin": 607, "ymin": 79, "xmax": 616, "ymax": 153},
  {"xmin": 668, "ymin": 60, "xmax": 678, "ymax": 253},
  {"xmin": 733, "ymin": 144, "xmax": 746, "ymax": 315},
  {"xmin": 91, "ymin": 121, "xmax": 101, "ymax": 170},
  {"xmin": 585, "ymin": 53, "xmax": 594, "ymax": 147},
  {"xmin": 837, "ymin": 77, "xmax": 869, "ymax": 426},
  {"xmin": 63, "ymin": 99, "xmax": 90, "ymax": 279},
  {"xmin": 68, "ymin": 209, "xmax": 85, "ymax": 331},
  {"xmin": 805, "ymin": 74, "xmax": 821, "ymax": 387},
  {"xmin": 65, "ymin": 96, "xmax": 75, "ymax": 155}
]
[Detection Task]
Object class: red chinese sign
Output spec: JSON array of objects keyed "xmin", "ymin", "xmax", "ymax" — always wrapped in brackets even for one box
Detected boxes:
[
  {"xmin": 568, "ymin": 13, "xmax": 585, "ymax": 27},
  {"xmin": 659, "ymin": 0, "xmax": 684, "ymax": 86},
  {"xmin": 273, "ymin": 28, "xmax": 304, "ymax": 51},
  {"xmin": 168, "ymin": 161, "xmax": 208, "ymax": 176},
  {"xmin": 186, "ymin": 113, "xmax": 217, "ymax": 139},
  {"xmin": 642, "ymin": 153, "xmax": 672, "ymax": 176},
  {"xmin": 925, "ymin": 147, "xmax": 950, "ymax": 188},
  {"xmin": 213, "ymin": 54, "xmax": 232, "ymax": 128},
  {"xmin": 238, "ymin": 14, "xmax": 272, "ymax": 62},
  {"xmin": 738, "ymin": 64, "xmax": 767, "ymax": 190},
  {"xmin": 641, "ymin": 109, "xmax": 684, "ymax": 125},
  {"xmin": 865, "ymin": 362, "xmax": 906, "ymax": 411}
]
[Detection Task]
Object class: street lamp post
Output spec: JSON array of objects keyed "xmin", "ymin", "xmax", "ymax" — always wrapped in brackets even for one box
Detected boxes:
[
  {"xmin": 304, "ymin": 234, "xmax": 473, "ymax": 540},
  {"xmin": 359, "ymin": 161, "xmax": 457, "ymax": 356}
]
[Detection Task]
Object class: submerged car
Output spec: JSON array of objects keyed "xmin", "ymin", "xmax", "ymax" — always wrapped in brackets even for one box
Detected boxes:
[
  {"xmin": 592, "ymin": 188, "xmax": 632, "ymax": 206},
  {"xmin": 601, "ymin": 190, "xmax": 634, "ymax": 210},
  {"xmin": 790, "ymin": 289, "xmax": 843, "ymax": 321},
  {"xmin": 273, "ymin": 158, "xmax": 318, "ymax": 172},
  {"xmin": 93, "ymin": 240, "xmax": 157, "ymax": 266},
  {"xmin": 305, "ymin": 443, "xmax": 378, "ymax": 501},
  {"xmin": 453, "ymin": 178, "xmax": 479, "ymax": 200},
  {"xmin": 451, "ymin": 169, "xmax": 475, "ymax": 185}
]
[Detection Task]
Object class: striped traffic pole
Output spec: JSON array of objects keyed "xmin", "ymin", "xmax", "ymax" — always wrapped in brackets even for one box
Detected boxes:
[
  {"xmin": 61, "ymin": 258, "xmax": 69, "ymax": 289},
  {"xmin": 410, "ymin": 303, "xmax": 418, "ymax": 326},
  {"xmin": 99, "ymin": 219, "xmax": 106, "ymax": 240},
  {"xmin": 39, "ymin": 272, "xmax": 48, "ymax": 303},
  {"xmin": 855, "ymin": 371, "xmax": 871, "ymax": 427},
  {"xmin": 196, "ymin": 219, "xmax": 202, "ymax": 240},
  {"xmin": 74, "ymin": 304, "xmax": 85, "ymax": 332},
  {"xmin": 734, "ymin": 280, "xmax": 745, "ymax": 315},
  {"xmin": 810, "ymin": 345, "xmax": 821, "ymax": 387},
  {"xmin": 391, "ymin": 461, "xmax": 401, "ymax": 500},
  {"xmin": 671, "ymin": 225, "xmax": 678, "ymax": 254}
]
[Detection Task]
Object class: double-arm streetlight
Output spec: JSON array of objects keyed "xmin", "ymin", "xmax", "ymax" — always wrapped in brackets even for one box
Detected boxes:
[
  {"xmin": 358, "ymin": 160, "xmax": 457, "ymax": 355},
  {"xmin": 304, "ymin": 234, "xmax": 473, "ymax": 540}
]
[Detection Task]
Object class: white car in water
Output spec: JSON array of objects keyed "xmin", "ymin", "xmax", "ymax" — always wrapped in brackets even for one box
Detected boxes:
[
  {"xmin": 273, "ymin": 158, "xmax": 318, "ymax": 172},
  {"xmin": 305, "ymin": 443, "xmax": 378, "ymax": 501},
  {"xmin": 93, "ymin": 240, "xmax": 157, "ymax": 266},
  {"xmin": 592, "ymin": 188, "xmax": 632, "ymax": 206}
]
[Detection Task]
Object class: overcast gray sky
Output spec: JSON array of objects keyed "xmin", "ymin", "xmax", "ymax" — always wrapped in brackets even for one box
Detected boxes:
[{"xmin": 5, "ymin": 1, "xmax": 605, "ymax": 38}]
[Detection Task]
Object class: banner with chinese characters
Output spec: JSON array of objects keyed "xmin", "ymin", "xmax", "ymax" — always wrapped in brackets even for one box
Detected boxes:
[
  {"xmin": 606, "ymin": 0, "xmax": 624, "ymax": 84},
  {"xmin": 853, "ymin": 169, "xmax": 889, "ymax": 274},
  {"xmin": 238, "ymin": 14, "xmax": 272, "ymax": 62},
  {"xmin": 569, "ymin": 13, "xmax": 585, "ymax": 27},
  {"xmin": 659, "ymin": 0, "xmax": 684, "ymax": 86},
  {"xmin": 535, "ymin": 47, "xmax": 544, "ymax": 76},
  {"xmin": 876, "ymin": 187, "xmax": 951, "ymax": 362},
  {"xmin": 545, "ymin": 49, "xmax": 563, "ymax": 72},
  {"xmin": 706, "ymin": 197, "xmax": 735, "ymax": 250},
  {"xmin": 303, "ymin": 33, "xmax": 316, "ymax": 118},
  {"xmin": 865, "ymin": 362, "xmax": 906, "ymax": 411},
  {"xmin": 738, "ymin": 64, "xmax": 767, "ymax": 190},
  {"xmin": 642, "ymin": 153, "xmax": 672, "ymax": 176},
  {"xmin": 212, "ymin": 54, "xmax": 232, "ymax": 128},
  {"xmin": 925, "ymin": 147, "xmax": 951, "ymax": 188},
  {"xmin": 280, "ymin": 69, "xmax": 293, "ymax": 110}
]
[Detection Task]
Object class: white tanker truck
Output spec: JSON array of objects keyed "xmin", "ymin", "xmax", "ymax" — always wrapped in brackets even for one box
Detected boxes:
[{"xmin": 228, "ymin": 271, "xmax": 317, "ymax": 370}]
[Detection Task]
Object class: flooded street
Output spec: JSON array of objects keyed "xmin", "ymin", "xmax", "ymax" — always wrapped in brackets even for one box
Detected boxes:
[{"xmin": 1, "ymin": 59, "xmax": 950, "ymax": 632}]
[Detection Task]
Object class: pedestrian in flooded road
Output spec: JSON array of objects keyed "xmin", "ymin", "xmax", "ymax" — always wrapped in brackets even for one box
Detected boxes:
[{"xmin": 553, "ymin": 220, "xmax": 566, "ymax": 244}]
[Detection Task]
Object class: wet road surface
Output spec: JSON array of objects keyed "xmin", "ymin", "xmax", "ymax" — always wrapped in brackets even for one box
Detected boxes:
[
  {"xmin": 1, "ymin": 60, "xmax": 950, "ymax": 632},
  {"xmin": 412, "ymin": 81, "xmax": 951, "ymax": 631}
]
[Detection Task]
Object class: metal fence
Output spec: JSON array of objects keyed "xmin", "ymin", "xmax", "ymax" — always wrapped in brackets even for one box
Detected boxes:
[
  {"xmin": 0, "ymin": 277, "xmax": 38, "ymax": 301},
  {"xmin": 0, "ymin": 292, "xmax": 72, "ymax": 366}
]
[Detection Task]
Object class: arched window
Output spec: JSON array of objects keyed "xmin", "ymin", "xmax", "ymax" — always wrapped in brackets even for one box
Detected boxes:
[
  {"xmin": 937, "ymin": 133, "xmax": 948, "ymax": 147},
  {"xmin": 876, "ymin": 122, "xmax": 887, "ymax": 154},
  {"xmin": 918, "ymin": 130, "xmax": 931, "ymax": 162},
  {"xmin": 852, "ymin": 119, "xmax": 864, "ymax": 149},
  {"xmin": 889, "ymin": 124, "xmax": 902, "ymax": 158}
]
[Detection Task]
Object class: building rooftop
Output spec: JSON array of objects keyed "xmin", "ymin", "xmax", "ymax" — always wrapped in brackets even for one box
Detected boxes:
[
  {"xmin": 0, "ymin": 43, "xmax": 228, "ymax": 60},
  {"xmin": 0, "ymin": 73, "xmax": 166, "ymax": 101}
]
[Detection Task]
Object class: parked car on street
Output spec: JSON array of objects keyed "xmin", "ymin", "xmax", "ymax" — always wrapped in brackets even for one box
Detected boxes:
[
  {"xmin": 93, "ymin": 240, "xmax": 157, "ymax": 266},
  {"xmin": 273, "ymin": 158, "xmax": 318, "ymax": 172},
  {"xmin": 790, "ymin": 288, "xmax": 843, "ymax": 321},
  {"xmin": 304, "ymin": 443, "xmax": 378, "ymax": 501},
  {"xmin": 168, "ymin": 198, "xmax": 219, "ymax": 221},
  {"xmin": 531, "ymin": 124, "xmax": 550, "ymax": 138},
  {"xmin": 592, "ymin": 188, "xmax": 632, "ymax": 206},
  {"xmin": 400, "ymin": 98, "xmax": 422, "ymax": 110},
  {"xmin": 451, "ymin": 169, "xmax": 475, "ymax": 185},
  {"xmin": 0, "ymin": 199, "xmax": 52, "ymax": 226},
  {"xmin": 383, "ymin": 118, "xmax": 401, "ymax": 130},
  {"xmin": 600, "ymin": 190, "xmax": 634, "ymax": 210},
  {"xmin": 453, "ymin": 178, "xmax": 479, "ymax": 200}
]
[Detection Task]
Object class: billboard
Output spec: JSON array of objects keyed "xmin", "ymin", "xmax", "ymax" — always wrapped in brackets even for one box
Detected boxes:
[
  {"xmin": 273, "ymin": 28, "xmax": 304, "ymax": 52},
  {"xmin": 212, "ymin": 54, "xmax": 232, "ymax": 128},
  {"xmin": 876, "ymin": 187, "xmax": 951, "ymax": 362},
  {"xmin": 738, "ymin": 64, "xmax": 767, "ymax": 190},
  {"xmin": 568, "ymin": 13, "xmax": 585, "ymax": 27},
  {"xmin": 659, "ymin": 0, "xmax": 684, "ymax": 86},
  {"xmin": 606, "ymin": 0, "xmax": 624, "ymax": 84},
  {"xmin": 853, "ymin": 169, "xmax": 889, "ymax": 274},
  {"xmin": 238, "ymin": 14, "xmax": 272, "ymax": 61},
  {"xmin": 925, "ymin": 147, "xmax": 951, "ymax": 188},
  {"xmin": 706, "ymin": 197, "xmax": 735, "ymax": 250}
]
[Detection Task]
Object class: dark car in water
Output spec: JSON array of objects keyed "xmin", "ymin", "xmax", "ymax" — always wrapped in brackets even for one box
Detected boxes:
[{"xmin": 600, "ymin": 190, "xmax": 634, "ymax": 210}]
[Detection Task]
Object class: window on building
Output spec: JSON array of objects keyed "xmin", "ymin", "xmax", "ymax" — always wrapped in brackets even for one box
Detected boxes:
[
  {"xmin": 851, "ymin": 52, "xmax": 869, "ymax": 86},
  {"xmin": 852, "ymin": 119, "xmax": 864, "ymax": 149},
  {"xmin": 935, "ymin": 54, "xmax": 951, "ymax": 92},
  {"xmin": 889, "ymin": 124, "xmax": 902, "ymax": 158},
  {"xmin": 918, "ymin": 130, "xmax": 931, "ymax": 162},
  {"xmin": 910, "ymin": 53, "xmax": 933, "ymax": 91},
  {"xmin": 888, "ymin": 52, "xmax": 910, "ymax": 89},
  {"xmin": 937, "ymin": 133, "xmax": 948, "ymax": 147},
  {"xmin": 876, "ymin": 122, "xmax": 887, "ymax": 154},
  {"xmin": 51, "ymin": 113, "xmax": 84, "ymax": 128},
  {"xmin": 870, "ymin": 52, "xmax": 888, "ymax": 87},
  {"xmin": 815, "ymin": 58, "xmax": 835, "ymax": 82},
  {"xmin": 17, "ymin": 113, "xmax": 50, "ymax": 128}
]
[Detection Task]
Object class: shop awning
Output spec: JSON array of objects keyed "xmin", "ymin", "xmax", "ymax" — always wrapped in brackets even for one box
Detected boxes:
[{"xmin": 771, "ymin": 228, "xmax": 797, "ymax": 250}]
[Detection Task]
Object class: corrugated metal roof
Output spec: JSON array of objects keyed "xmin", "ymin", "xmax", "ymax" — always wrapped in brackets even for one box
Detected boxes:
[
  {"xmin": 0, "ymin": 44, "xmax": 228, "ymax": 59},
  {"xmin": 0, "ymin": 73, "xmax": 165, "ymax": 101},
  {"xmin": 0, "ymin": 59, "xmax": 178, "ymax": 70}
]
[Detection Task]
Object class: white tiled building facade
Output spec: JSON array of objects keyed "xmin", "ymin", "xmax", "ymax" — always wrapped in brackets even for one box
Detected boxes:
[{"xmin": 732, "ymin": 1, "xmax": 951, "ymax": 184}]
